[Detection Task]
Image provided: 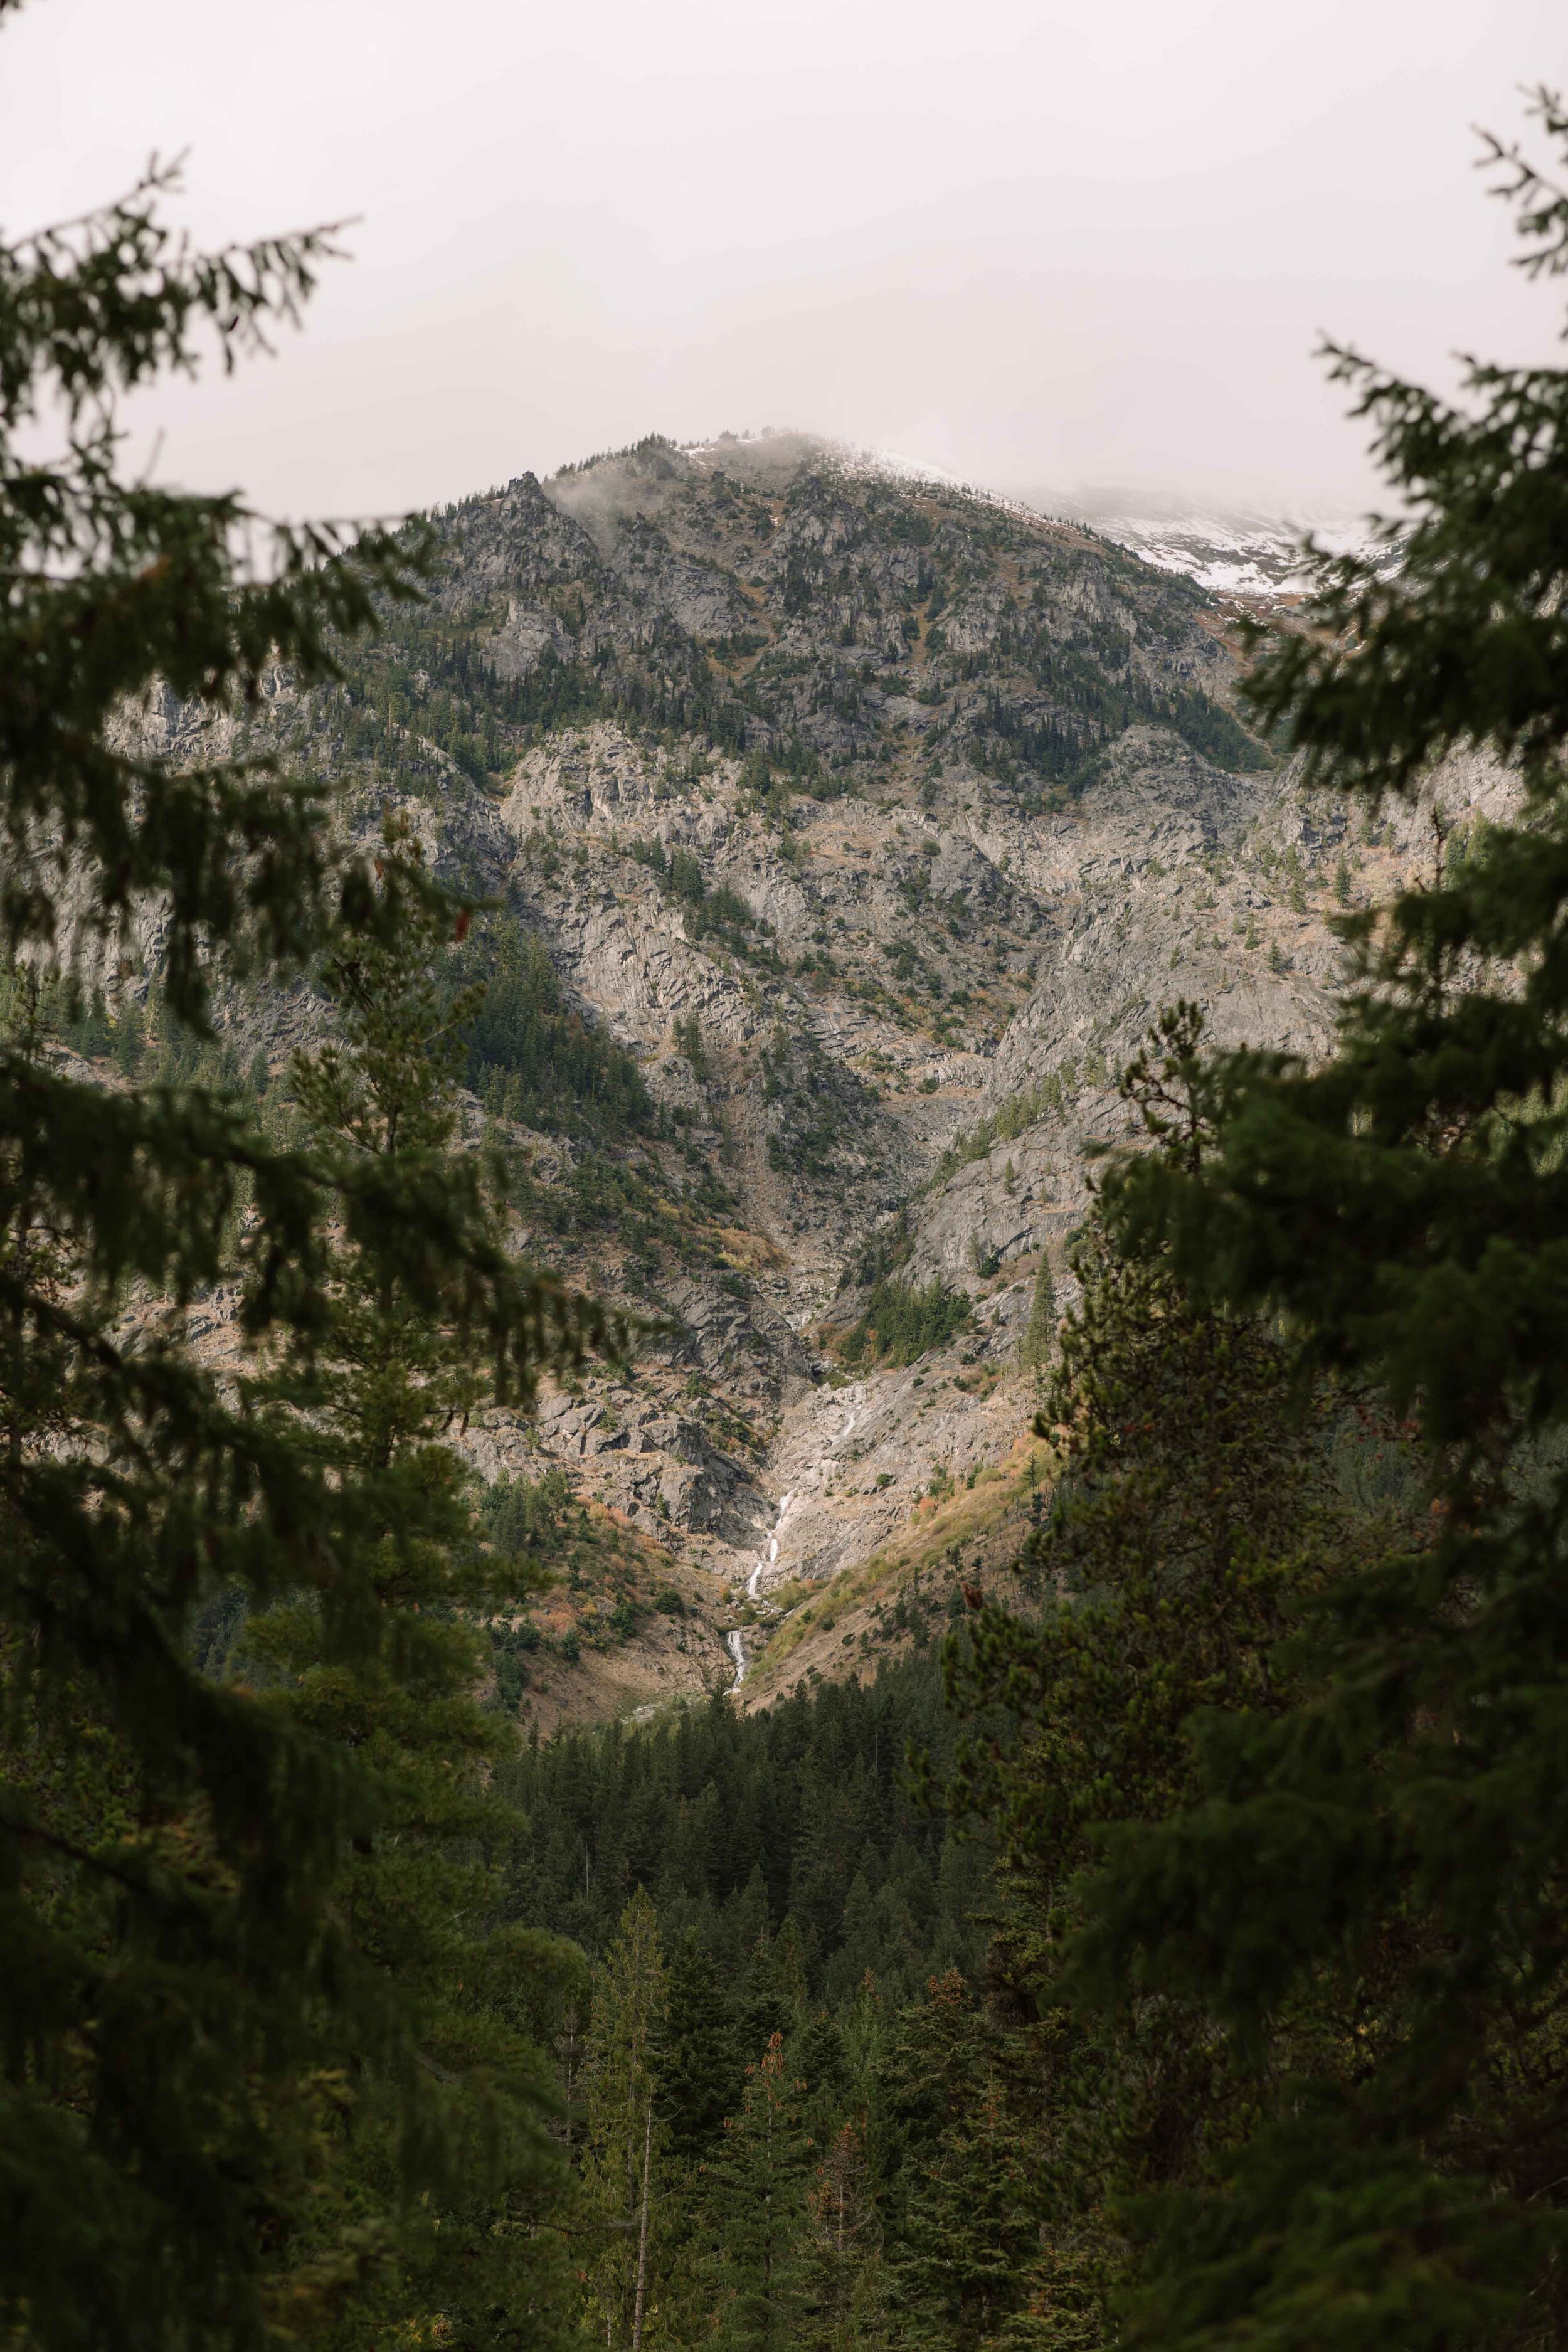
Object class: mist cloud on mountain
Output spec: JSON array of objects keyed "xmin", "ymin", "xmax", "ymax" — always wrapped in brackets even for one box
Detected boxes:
[{"xmin": 2, "ymin": 0, "xmax": 1558, "ymax": 521}]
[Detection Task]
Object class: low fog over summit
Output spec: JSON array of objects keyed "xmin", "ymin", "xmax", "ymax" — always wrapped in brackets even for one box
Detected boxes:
[{"xmin": 1, "ymin": 0, "xmax": 1557, "ymax": 521}]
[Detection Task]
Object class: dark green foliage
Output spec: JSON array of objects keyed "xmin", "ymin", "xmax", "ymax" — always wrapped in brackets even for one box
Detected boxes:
[
  {"xmin": 1163, "ymin": 689, "xmax": 1269, "ymax": 773},
  {"xmin": 628, "ymin": 834, "xmax": 774, "ymax": 960},
  {"xmin": 502, "ymin": 1203, "xmax": 1389, "ymax": 2352},
  {"xmin": 968, "ymin": 1197, "xmax": 1329, "ymax": 1862},
  {"xmin": 457, "ymin": 914, "xmax": 654, "ymax": 1140},
  {"xmin": 500, "ymin": 1648, "xmax": 987, "ymax": 2001},
  {"xmin": 502, "ymin": 644, "xmax": 611, "ymax": 738},
  {"xmin": 18, "ymin": 43, "xmax": 1559, "ymax": 2352},
  {"xmin": 842, "ymin": 1212, "xmax": 914, "ymax": 1293},
  {"xmin": 250, "ymin": 830, "xmax": 583, "ymax": 2340},
  {"xmin": 510, "ymin": 1661, "xmax": 1022, "ymax": 2351},
  {"xmin": 480, "ymin": 1461, "xmax": 580, "ymax": 1556},
  {"xmin": 0, "ymin": 119, "xmax": 608, "ymax": 2352},
  {"xmin": 661, "ymin": 1927, "xmax": 741, "ymax": 2165},
  {"xmin": 578, "ymin": 1890, "xmax": 671, "ymax": 2350},
  {"xmin": 702, "ymin": 2033, "xmax": 816, "ymax": 2351},
  {"xmin": 674, "ymin": 1005, "xmax": 709, "ymax": 1077},
  {"xmin": 487, "ymin": 1611, "xmax": 544, "ymax": 1712},
  {"xmin": 11, "ymin": 972, "xmax": 280, "ymax": 1106},
  {"xmin": 880, "ymin": 1976, "xmax": 1040, "ymax": 2352},
  {"xmin": 517, "ymin": 1135, "xmax": 664, "ymax": 1255},
  {"xmin": 1039, "ymin": 90, "xmax": 1568, "ymax": 2351},
  {"xmin": 795, "ymin": 2111, "xmax": 886, "ymax": 2351},
  {"xmin": 307, "ymin": 110, "xmax": 1568, "ymax": 2352},
  {"xmin": 936, "ymin": 1163, "xmax": 1357, "ymax": 2341},
  {"xmin": 842, "ymin": 1276, "xmax": 970, "ymax": 1367},
  {"xmin": 334, "ymin": 630, "xmax": 608, "ymax": 780},
  {"xmin": 762, "ymin": 1018, "xmax": 881, "ymax": 1187},
  {"xmin": 1019, "ymin": 1250, "xmax": 1056, "ymax": 1382},
  {"xmin": 0, "ymin": 180, "xmax": 424, "ymax": 1029},
  {"xmin": 475, "ymin": 1466, "xmax": 658, "ymax": 1689},
  {"xmin": 963, "ymin": 628, "xmax": 1268, "ymax": 807},
  {"xmin": 1236, "ymin": 133, "xmax": 1568, "ymax": 804}
]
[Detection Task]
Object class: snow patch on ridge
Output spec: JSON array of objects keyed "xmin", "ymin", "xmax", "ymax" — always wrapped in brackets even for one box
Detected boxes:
[
  {"xmin": 677, "ymin": 433, "xmax": 1397, "ymax": 598},
  {"xmin": 1043, "ymin": 492, "xmax": 1402, "ymax": 599}
]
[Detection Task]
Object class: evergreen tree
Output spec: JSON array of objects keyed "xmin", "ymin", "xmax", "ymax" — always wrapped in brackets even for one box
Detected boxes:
[
  {"xmin": 704, "ymin": 2032, "xmax": 815, "ymax": 2352},
  {"xmin": 791, "ymin": 2005, "xmax": 853, "ymax": 2151},
  {"xmin": 798, "ymin": 2119, "xmax": 885, "ymax": 2352},
  {"xmin": 943, "ymin": 1045, "xmax": 1372, "ymax": 2343},
  {"xmin": 881, "ymin": 1974, "xmax": 1037, "ymax": 2352},
  {"xmin": 1064, "ymin": 88, "xmax": 1568, "ymax": 2351},
  {"xmin": 730, "ymin": 1898, "xmax": 794, "ymax": 2060},
  {"xmin": 0, "ymin": 50, "xmax": 608, "ymax": 2348},
  {"xmin": 953, "ymin": 1118, "xmax": 1337, "ymax": 1893},
  {"xmin": 581, "ymin": 1890, "xmax": 671, "ymax": 2350},
  {"xmin": 245, "ymin": 829, "xmax": 581, "ymax": 2341},
  {"xmin": 662, "ymin": 1926, "xmax": 742, "ymax": 2167},
  {"xmin": 1018, "ymin": 1249, "xmax": 1056, "ymax": 1389},
  {"xmin": 501, "ymin": 1653, "xmax": 982, "ymax": 1999},
  {"xmin": 732, "ymin": 1863, "xmax": 774, "ymax": 1968}
]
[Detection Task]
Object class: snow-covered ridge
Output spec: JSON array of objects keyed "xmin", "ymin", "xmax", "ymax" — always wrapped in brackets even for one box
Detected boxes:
[
  {"xmin": 1065, "ymin": 511, "xmax": 1380, "ymax": 598},
  {"xmin": 1036, "ymin": 489, "xmax": 1402, "ymax": 600}
]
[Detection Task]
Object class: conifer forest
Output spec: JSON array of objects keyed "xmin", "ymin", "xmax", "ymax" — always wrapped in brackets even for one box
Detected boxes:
[{"xmin": 6, "ymin": 6, "xmax": 1568, "ymax": 2345}]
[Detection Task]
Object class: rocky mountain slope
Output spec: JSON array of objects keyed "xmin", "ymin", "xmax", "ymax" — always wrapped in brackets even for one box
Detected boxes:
[{"xmin": 109, "ymin": 430, "xmax": 1502, "ymax": 1726}]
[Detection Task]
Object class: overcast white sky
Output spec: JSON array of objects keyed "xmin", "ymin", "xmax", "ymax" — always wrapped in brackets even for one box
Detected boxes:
[{"xmin": 2, "ymin": 0, "xmax": 1562, "ymax": 520}]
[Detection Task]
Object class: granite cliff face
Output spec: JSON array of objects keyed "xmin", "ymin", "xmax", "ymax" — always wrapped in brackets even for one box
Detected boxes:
[{"xmin": 117, "ymin": 433, "xmax": 1502, "ymax": 1721}]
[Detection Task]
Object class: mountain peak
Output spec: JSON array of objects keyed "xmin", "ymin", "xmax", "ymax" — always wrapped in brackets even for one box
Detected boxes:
[{"xmin": 159, "ymin": 430, "xmax": 1491, "ymax": 1724}]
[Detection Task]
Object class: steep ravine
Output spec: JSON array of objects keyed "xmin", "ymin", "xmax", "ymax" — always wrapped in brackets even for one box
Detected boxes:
[{"xmin": 110, "ymin": 433, "xmax": 1510, "ymax": 1725}]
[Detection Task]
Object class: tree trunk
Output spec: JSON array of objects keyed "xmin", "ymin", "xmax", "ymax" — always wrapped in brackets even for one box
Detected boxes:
[{"xmin": 631, "ymin": 2093, "xmax": 653, "ymax": 2352}]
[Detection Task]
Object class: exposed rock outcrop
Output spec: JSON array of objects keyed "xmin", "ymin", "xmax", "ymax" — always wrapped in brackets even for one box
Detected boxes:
[{"xmin": 93, "ymin": 433, "xmax": 1510, "ymax": 1721}]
